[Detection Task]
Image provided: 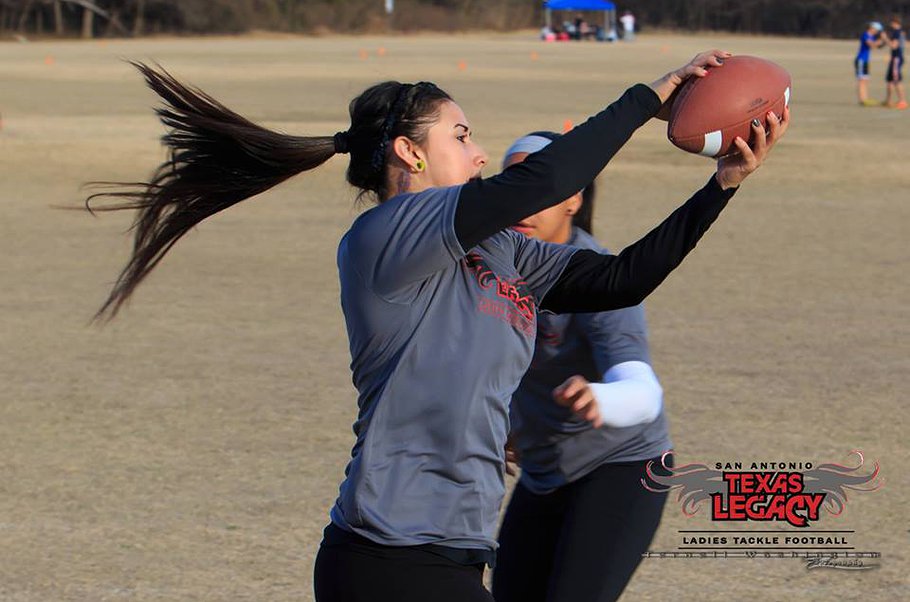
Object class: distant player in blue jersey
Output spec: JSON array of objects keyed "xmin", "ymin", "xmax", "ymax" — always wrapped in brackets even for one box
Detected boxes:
[
  {"xmin": 883, "ymin": 16, "xmax": 907, "ymax": 109},
  {"xmin": 856, "ymin": 21, "xmax": 885, "ymax": 106},
  {"xmin": 493, "ymin": 131, "xmax": 671, "ymax": 602}
]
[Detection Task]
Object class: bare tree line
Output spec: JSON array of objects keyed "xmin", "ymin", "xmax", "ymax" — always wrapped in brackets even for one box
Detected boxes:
[
  {"xmin": 635, "ymin": 0, "xmax": 909, "ymax": 37},
  {"xmin": 1, "ymin": 0, "xmax": 908, "ymax": 38}
]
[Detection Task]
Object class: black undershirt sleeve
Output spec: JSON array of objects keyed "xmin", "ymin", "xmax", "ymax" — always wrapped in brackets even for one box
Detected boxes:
[
  {"xmin": 454, "ymin": 83, "xmax": 662, "ymax": 251},
  {"xmin": 540, "ymin": 176, "xmax": 738, "ymax": 314}
]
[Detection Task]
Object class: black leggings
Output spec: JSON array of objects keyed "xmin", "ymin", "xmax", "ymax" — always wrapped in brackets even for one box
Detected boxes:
[
  {"xmin": 492, "ymin": 458, "xmax": 670, "ymax": 602},
  {"xmin": 314, "ymin": 531, "xmax": 494, "ymax": 602}
]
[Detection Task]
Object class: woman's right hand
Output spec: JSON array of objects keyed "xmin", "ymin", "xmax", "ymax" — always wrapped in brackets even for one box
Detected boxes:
[
  {"xmin": 715, "ymin": 105, "xmax": 790, "ymax": 190},
  {"xmin": 504, "ymin": 434, "xmax": 520, "ymax": 476}
]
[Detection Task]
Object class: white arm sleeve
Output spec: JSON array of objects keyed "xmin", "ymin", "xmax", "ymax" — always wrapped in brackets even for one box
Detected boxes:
[{"xmin": 588, "ymin": 360, "xmax": 663, "ymax": 428}]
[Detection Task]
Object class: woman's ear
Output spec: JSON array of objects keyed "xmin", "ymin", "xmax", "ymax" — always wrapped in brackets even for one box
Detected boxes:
[
  {"xmin": 565, "ymin": 191, "xmax": 583, "ymax": 216},
  {"xmin": 391, "ymin": 136, "xmax": 424, "ymax": 172}
]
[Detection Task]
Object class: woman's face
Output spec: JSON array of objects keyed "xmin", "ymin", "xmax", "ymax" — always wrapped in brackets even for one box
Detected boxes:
[
  {"xmin": 503, "ymin": 151, "xmax": 581, "ymax": 244},
  {"xmin": 421, "ymin": 101, "xmax": 489, "ymax": 188}
]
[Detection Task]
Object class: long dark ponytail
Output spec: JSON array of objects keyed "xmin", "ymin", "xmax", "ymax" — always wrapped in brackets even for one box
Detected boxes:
[{"xmin": 87, "ymin": 63, "xmax": 451, "ymax": 320}]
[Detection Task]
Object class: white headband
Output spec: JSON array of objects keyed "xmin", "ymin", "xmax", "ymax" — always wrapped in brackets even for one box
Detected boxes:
[{"xmin": 502, "ymin": 134, "xmax": 554, "ymax": 167}]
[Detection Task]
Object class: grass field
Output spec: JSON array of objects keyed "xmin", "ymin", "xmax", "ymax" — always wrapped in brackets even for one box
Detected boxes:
[{"xmin": 1, "ymin": 31, "xmax": 907, "ymax": 600}]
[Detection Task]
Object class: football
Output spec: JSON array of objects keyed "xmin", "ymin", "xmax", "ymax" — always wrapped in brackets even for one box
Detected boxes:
[{"xmin": 667, "ymin": 55, "xmax": 791, "ymax": 158}]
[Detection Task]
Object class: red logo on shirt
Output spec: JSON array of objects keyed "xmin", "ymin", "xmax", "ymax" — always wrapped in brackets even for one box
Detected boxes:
[
  {"xmin": 464, "ymin": 253, "xmax": 536, "ymax": 335},
  {"xmin": 537, "ymin": 326, "xmax": 563, "ymax": 347}
]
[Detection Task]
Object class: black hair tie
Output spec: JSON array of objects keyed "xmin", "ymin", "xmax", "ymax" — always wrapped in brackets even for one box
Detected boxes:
[{"xmin": 333, "ymin": 131, "xmax": 350, "ymax": 154}]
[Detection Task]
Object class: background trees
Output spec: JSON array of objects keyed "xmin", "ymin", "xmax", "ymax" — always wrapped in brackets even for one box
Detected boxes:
[{"xmin": 1, "ymin": 0, "xmax": 908, "ymax": 38}]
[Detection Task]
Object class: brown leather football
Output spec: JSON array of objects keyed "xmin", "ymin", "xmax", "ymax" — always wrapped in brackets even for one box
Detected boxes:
[{"xmin": 668, "ymin": 55, "xmax": 791, "ymax": 158}]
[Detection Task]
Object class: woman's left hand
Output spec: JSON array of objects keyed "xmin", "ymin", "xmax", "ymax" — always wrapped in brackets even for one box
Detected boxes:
[
  {"xmin": 651, "ymin": 49, "xmax": 732, "ymax": 120},
  {"xmin": 552, "ymin": 375, "xmax": 604, "ymax": 428}
]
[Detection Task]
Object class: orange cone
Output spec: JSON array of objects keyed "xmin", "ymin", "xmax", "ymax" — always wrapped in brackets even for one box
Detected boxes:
[
  {"xmin": 562, "ymin": 119, "xmax": 573, "ymax": 132},
  {"xmin": 44, "ymin": 55, "xmax": 55, "ymax": 66},
  {"xmin": 457, "ymin": 60, "xmax": 467, "ymax": 71},
  {"xmin": 358, "ymin": 49, "xmax": 368, "ymax": 60},
  {"xmin": 377, "ymin": 47, "xmax": 387, "ymax": 57}
]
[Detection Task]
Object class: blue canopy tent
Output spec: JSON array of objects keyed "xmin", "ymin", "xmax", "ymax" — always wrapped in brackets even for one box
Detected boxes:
[{"xmin": 543, "ymin": 0, "xmax": 616, "ymax": 38}]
